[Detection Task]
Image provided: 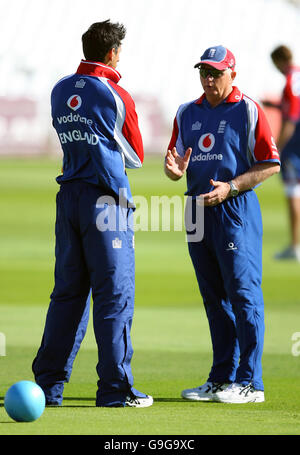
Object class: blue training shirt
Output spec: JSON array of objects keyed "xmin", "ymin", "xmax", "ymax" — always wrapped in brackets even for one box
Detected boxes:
[
  {"xmin": 168, "ymin": 86, "xmax": 280, "ymax": 196},
  {"xmin": 51, "ymin": 60, "xmax": 144, "ymax": 203}
]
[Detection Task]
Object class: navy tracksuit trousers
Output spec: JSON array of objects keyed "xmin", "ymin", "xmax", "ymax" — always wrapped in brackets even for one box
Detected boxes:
[
  {"xmin": 188, "ymin": 191, "xmax": 265, "ymax": 391},
  {"xmin": 32, "ymin": 181, "xmax": 139, "ymax": 406}
]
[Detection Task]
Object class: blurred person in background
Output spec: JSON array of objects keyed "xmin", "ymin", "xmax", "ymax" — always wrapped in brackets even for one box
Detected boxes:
[
  {"xmin": 262, "ymin": 45, "xmax": 300, "ymax": 261},
  {"xmin": 164, "ymin": 46, "xmax": 280, "ymax": 403},
  {"xmin": 32, "ymin": 20, "xmax": 153, "ymax": 408}
]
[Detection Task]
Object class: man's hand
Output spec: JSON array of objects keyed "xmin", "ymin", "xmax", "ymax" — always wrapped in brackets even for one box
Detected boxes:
[
  {"xmin": 199, "ymin": 179, "xmax": 231, "ymax": 206},
  {"xmin": 199, "ymin": 162, "xmax": 280, "ymax": 207},
  {"xmin": 164, "ymin": 147, "xmax": 192, "ymax": 180}
]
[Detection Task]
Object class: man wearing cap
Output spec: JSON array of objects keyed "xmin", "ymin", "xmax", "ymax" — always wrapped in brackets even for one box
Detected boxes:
[{"xmin": 164, "ymin": 45, "xmax": 280, "ymax": 403}]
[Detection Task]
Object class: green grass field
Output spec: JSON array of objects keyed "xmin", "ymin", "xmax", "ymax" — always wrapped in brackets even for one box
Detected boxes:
[{"xmin": 0, "ymin": 156, "xmax": 300, "ymax": 436}]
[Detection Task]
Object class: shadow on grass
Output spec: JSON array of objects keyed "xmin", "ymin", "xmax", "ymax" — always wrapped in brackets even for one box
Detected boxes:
[
  {"xmin": 1, "ymin": 396, "xmax": 189, "ymax": 409},
  {"xmin": 62, "ymin": 397, "xmax": 186, "ymax": 404}
]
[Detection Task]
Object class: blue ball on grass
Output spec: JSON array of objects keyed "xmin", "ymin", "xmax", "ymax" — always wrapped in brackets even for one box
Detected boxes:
[{"xmin": 4, "ymin": 380, "xmax": 46, "ymax": 422}]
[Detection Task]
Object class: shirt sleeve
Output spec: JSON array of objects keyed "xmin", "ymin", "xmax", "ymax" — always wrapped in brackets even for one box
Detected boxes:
[
  {"xmin": 281, "ymin": 69, "xmax": 300, "ymax": 122},
  {"xmin": 168, "ymin": 116, "xmax": 180, "ymax": 150},
  {"xmin": 105, "ymin": 79, "xmax": 144, "ymax": 168},
  {"xmin": 167, "ymin": 103, "xmax": 190, "ymax": 156},
  {"xmin": 243, "ymin": 96, "xmax": 281, "ymax": 165}
]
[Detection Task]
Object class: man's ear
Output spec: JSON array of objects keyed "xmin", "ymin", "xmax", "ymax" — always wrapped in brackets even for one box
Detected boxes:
[
  {"xmin": 231, "ymin": 71, "xmax": 237, "ymax": 82},
  {"xmin": 104, "ymin": 48, "xmax": 114, "ymax": 65}
]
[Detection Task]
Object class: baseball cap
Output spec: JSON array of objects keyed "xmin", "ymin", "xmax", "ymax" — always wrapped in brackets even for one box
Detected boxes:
[{"xmin": 194, "ymin": 45, "xmax": 236, "ymax": 70}]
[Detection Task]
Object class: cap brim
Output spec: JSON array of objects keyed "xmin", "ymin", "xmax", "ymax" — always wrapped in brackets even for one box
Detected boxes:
[{"xmin": 194, "ymin": 60, "xmax": 231, "ymax": 70}]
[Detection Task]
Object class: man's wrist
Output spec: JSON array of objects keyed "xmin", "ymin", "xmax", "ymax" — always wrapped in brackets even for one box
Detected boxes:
[
  {"xmin": 228, "ymin": 180, "xmax": 239, "ymax": 197},
  {"xmin": 164, "ymin": 164, "xmax": 182, "ymax": 181}
]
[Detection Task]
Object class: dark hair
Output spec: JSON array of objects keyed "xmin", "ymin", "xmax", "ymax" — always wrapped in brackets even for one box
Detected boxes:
[
  {"xmin": 82, "ymin": 20, "xmax": 126, "ymax": 62},
  {"xmin": 271, "ymin": 45, "xmax": 293, "ymax": 63}
]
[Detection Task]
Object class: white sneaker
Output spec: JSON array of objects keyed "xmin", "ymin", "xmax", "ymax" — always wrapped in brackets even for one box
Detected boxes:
[
  {"xmin": 125, "ymin": 394, "xmax": 153, "ymax": 408},
  {"xmin": 214, "ymin": 383, "xmax": 265, "ymax": 403},
  {"xmin": 181, "ymin": 382, "xmax": 231, "ymax": 402},
  {"xmin": 274, "ymin": 245, "xmax": 300, "ymax": 262}
]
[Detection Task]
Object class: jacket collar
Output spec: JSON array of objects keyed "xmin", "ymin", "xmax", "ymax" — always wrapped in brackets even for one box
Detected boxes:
[
  {"xmin": 76, "ymin": 60, "xmax": 121, "ymax": 83},
  {"xmin": 195, "ymin": 86, "xmax": 243, "ymax": 105}
]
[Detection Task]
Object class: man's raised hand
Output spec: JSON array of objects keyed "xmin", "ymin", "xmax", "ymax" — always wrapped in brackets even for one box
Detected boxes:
[{"xmin": 164, "ymin": 147, "xmax": 192, "ymax": 180}]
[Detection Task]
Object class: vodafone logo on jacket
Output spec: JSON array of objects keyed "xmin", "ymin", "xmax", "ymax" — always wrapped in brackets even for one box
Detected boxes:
[
  {"xmin": 67, "ymin": 95, "xmax": 82, "ymax": 111},
  {"xmin": 192, "ymin": 132, "xmax": 222, "ymax": 162},
  {"xmin": 198, "ymin": 133, "xmax": 215, "ymax": 152}
]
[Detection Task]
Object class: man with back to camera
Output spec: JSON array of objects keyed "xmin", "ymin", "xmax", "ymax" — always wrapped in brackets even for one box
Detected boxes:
[
  {"xmin": 262, "ymin": 45, "xmax": 300, "ymax": 261},
  {"xmin": 32, "ymin": 20, "xmax": 153, "ymax": 408},
  {"xmin": 164, "ymin": 46, "xmax": 280, "ymax": 403}
]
